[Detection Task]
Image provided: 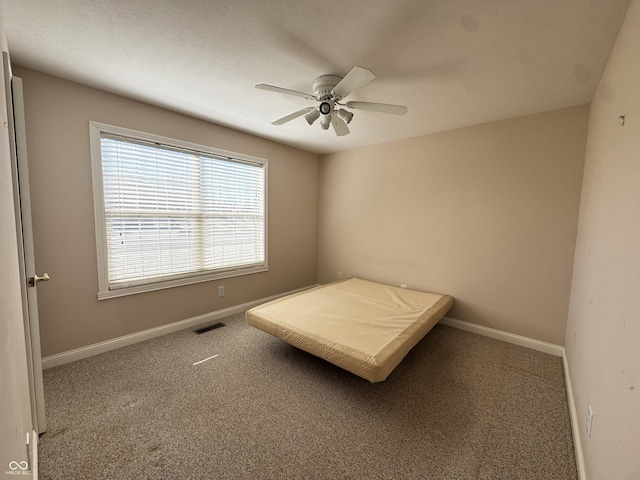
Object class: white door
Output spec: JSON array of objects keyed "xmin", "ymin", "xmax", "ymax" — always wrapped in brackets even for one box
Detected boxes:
[{"xmin": 4, "ymin": 52, "xmax": 47, "ymax": 434}]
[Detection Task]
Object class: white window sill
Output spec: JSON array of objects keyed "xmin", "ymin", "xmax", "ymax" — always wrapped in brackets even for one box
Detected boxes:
[{"xmin": 97, "ymin": 264, "xmax": 269, "ymax": 300}]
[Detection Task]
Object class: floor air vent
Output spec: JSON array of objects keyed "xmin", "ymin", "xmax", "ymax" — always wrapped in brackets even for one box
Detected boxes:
[{"xmin": 194, "ymin": 322, "xmax": 226, "ymax": 334}]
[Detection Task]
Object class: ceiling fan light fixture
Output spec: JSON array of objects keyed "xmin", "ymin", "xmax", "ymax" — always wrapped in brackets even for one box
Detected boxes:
[
  {"xmin": 305, "ymin": 108, "xmax": 320, "ymax": 125},
  {"xmin": 319, "ymin": 101, "xmax": 332, "ymax": 115},
  {"xmin": 337, "ymin": 108, "xmax": 353, "ymax": 124},
  {"xmin": 320, "ymin": 114, "xmax": 332, "ymax": 130}
]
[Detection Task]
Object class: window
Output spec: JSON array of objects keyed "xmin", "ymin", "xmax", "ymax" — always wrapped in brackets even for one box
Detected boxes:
[{"xmin": 90, "ymin": 122, "xmax": 267, "ymax": 299}]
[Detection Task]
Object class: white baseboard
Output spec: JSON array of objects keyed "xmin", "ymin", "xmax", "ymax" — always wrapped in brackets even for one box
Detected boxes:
[
  {"xmin": 563, "ymin": 351, "xmax": 587, "ymax": 480},
  {"xmin": 42, "ymin": 284, "xmax": 316, "ymax": 369},
  {"xmin": 439, "ymin": 316, "xmax": 564, "ymax": 356}
]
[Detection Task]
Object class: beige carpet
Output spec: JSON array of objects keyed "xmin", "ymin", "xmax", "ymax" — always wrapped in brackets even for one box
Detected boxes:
[{"xmin": 39, "ymin": 313, "xmax": 577, "ymax": 479}]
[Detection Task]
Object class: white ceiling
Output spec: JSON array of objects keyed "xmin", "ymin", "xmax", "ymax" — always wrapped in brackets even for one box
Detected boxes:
[{"xmin": 0, "ymin": 0, "xmax": 631, "ymax": 155}]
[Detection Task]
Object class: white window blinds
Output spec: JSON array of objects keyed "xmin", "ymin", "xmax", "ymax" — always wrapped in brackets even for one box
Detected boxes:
[{"xmin": 92, "ymin": 124, "xmax": 267, "ymax": 297}]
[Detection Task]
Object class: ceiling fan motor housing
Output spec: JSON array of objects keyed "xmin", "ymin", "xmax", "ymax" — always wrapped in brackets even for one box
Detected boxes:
[
  {"xmin": 312, "ymin": 74, "xmax": 342, "ymax": 100},
  {"xmin": 313, "ymin": 75, "xmax": 341, "ymax": 118}
]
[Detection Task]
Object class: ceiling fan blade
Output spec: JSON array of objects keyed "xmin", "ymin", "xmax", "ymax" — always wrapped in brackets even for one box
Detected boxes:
[
  {"xmin": 331, "ymin": 114, "xmax": 350, "ymax": 136},
  {"xmin": 332, "ymin": 66, "xmax": 375, "ymax": 99},
  {"xmin": 256, "ymin": 84, "xmax": 316, "ymax": 101},
  {"xmin": 271, "ymin": 107, "xmax": 315, "ymax": 125},
  {"xmin": 345, "ymin": 101, "xmax": 408, "ymax": 115}
]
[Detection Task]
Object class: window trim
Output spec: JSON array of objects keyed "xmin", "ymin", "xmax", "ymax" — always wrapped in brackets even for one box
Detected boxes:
[{"xmin": 89, "ymin": 121, "xmax": 269, "ymax": 300}]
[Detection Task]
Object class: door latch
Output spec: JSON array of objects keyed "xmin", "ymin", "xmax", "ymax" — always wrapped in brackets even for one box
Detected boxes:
[{"xmin": 28, "ymin": 272, "xmax": 50, "ymax": 287}]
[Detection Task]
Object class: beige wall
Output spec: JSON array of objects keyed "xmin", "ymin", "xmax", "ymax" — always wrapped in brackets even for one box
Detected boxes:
[
  {"xmin": 318, "ymin": 105, "xmax": 589, "ymax": 345},
  {"xmin": 565, "ymin": 0, "xmax": 640, "ymax": 477},
  {"xmin": 15, "ymin": 66, "xmax": 319, "ymax": 357},
  {"xmin": 0, "ymin": 12, "xmax": 35, "ymax": 477}
]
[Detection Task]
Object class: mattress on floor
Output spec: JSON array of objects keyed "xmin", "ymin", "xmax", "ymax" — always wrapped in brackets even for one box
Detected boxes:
[{"xmin": 246, "ymin": 277, "xmax": 454, "ymax": 383}]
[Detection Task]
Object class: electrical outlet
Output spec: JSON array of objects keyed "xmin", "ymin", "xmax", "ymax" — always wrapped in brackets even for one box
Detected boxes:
[
  {"xmin": 586, "ymin": 406, "xmax": 593, "ymax": 438},
  {"xmin": 337, "ymin": 272, "xmax": 342, "ymax": 280},
  {"xmin": 218, "ymin": 286, "xmax": 225, "ymax": 297}
]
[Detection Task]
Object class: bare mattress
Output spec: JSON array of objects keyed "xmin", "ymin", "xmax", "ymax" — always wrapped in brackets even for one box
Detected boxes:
[{"xmin": 246, "ymin": 278, "xmax": 454, "ymax": 383}]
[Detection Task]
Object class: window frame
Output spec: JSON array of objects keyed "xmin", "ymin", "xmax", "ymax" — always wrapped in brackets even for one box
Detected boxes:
[{"xmin": 89, "ymin": 121, "xmax": 268, "ymax": 300}]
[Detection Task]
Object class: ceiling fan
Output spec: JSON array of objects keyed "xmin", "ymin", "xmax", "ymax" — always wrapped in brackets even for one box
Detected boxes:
[{"xmin": 255, "ymin": 66, "xmax": 408, "ymax": 137}]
